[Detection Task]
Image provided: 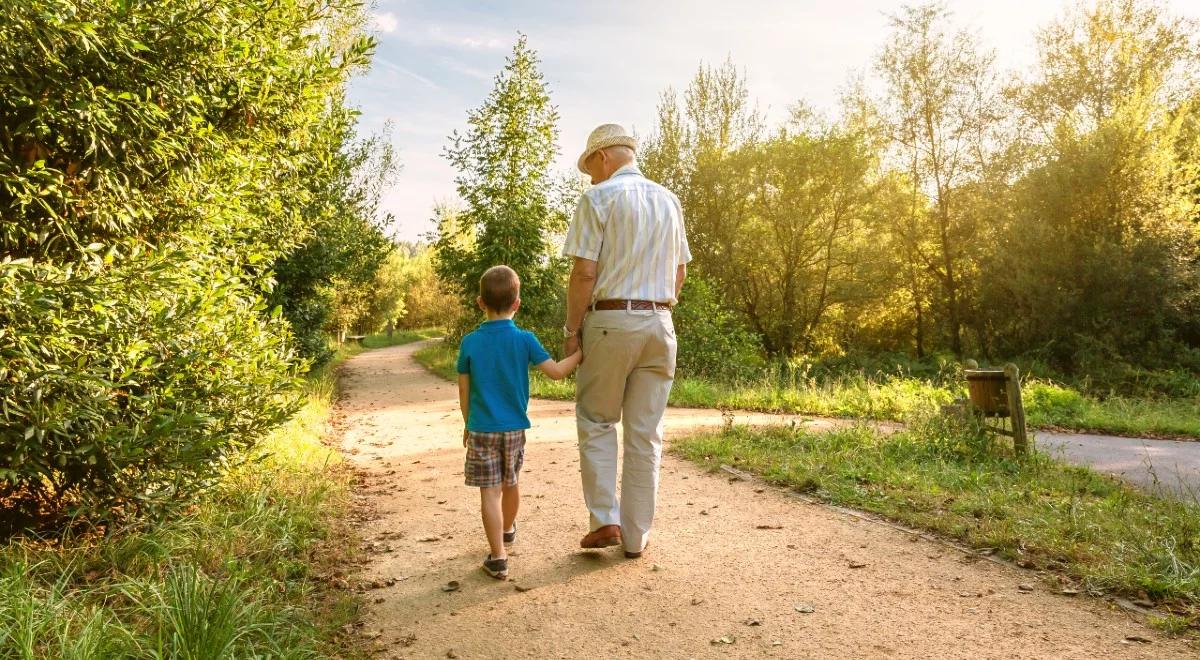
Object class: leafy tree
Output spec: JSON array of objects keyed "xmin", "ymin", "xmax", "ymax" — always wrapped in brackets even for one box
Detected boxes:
[
  {"xmin": 432, "ymin": 35, "xmax": 568, "ymax": 342},
  {"xmin": 269, "ymin": 123, "xmax": 397, "ymax": 358},
  {"xmin": 981, "ymin": 0, "xmax": 1200, "ymax": 368},
  {"xmin": 876, "ymin": 2, "xmax": 1003, "ymax": 357},
  {"xmin": 643, "ymin": 58, "xmax": 763, "ymax": 298},
  {"xmin": 391, "ymin": 244, "xmax": 461, "ymax": 330},
  {"xmin": 0, "ymin": 0, "xmax": 373, "ymax": 522}
]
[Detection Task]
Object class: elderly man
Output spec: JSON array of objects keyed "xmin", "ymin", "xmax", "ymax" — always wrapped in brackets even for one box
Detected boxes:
[{"xmin": 561, "ymin": 124, "xmax": 691, "ymax": 559}]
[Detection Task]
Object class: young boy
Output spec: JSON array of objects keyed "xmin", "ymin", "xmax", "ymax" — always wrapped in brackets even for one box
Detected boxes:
[{"xmin": 456, "ymin": 265, "xmax": 582, "ymax": 579}]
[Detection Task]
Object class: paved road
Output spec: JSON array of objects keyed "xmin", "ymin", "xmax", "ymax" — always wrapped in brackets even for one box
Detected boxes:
[{"xmin": 1037, "ymin": 432, "xmax": 1200, "ymax": 501}]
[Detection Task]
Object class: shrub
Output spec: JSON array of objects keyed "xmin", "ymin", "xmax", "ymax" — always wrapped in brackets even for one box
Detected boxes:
[
  {"xmin": 1024, "ymin": 381, "xmax": 1088, "ymax": 425},
  {"xmin": 674, "ymin": 276, "xmax": 764, "ymax": 381},
  {"xmin": 0, "ymin": 0, "xmax": 371, "ymax": 522}
]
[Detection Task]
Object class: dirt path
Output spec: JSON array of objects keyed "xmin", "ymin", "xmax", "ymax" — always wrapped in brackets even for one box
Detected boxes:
[{"xmin": 336, "ymin": 341, "xmax": 1195, "ymax": 659}]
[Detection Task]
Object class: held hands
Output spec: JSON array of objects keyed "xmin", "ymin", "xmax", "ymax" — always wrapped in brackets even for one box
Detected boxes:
[
  {"xmin": 563, "ymin": 335, "xmax": 581, "ymax": 362},
  {"xmin": 463, "ymin": 428, "xmax": 468, "ymax": 448}
]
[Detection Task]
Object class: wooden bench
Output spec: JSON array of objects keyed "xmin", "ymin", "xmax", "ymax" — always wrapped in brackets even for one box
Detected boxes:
[{"xmin": 346, "ymin": 335, "xmax": 366, "ymax": 346}]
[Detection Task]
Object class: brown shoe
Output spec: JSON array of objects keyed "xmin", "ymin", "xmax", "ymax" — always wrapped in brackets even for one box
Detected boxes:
[{"xmin": 580, "ymin": 525, "xmax": 622, "ymax": 549}]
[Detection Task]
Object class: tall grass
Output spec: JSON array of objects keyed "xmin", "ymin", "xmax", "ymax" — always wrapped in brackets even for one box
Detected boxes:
[
  {"xmin": 0, "ymin": 335, "xmax": 409, "ymax": 658},
  {"xmin": 415, "ymin": 340, "xmax": 1200, "ymax": 438},
  {"xmin": 674, "ymin": 419, "xmax": 1200, "ymax": 626}
]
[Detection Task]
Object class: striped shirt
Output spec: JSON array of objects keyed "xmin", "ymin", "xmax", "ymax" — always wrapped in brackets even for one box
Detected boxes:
[{"xmin": 562, "ymin": 163, "xmax": 692, "ymax": 305}]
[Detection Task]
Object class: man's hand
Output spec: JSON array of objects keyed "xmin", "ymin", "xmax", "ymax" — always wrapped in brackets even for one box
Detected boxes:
[{"xmin": 563, "ymin": 335, "xmax": 580, "ymax": 361}]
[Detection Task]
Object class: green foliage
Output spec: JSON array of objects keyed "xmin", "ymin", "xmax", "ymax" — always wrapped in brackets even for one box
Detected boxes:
[
  {"xmin": 875, "ymin": 3, "xmax": 1001, "ymax": 357},
  {"xmin": 0, "ymin": 356, "xmax": 366, "ymax": 657},
  {"xmin": 416, "ymin": 339, "xmax": 1200, "ymax": 438},
  {"xmin": 979, "ymin": 1, "xmax": 1200, "ymax": 367},
  {"xmin": 673, "ymin": 276, "xmax": 763, "ymax": 380},
  {"xmin": 432, "ymin": 35, "xmax": 570, "ymax": 345},
  {"xmin": 388, "ymin": 243, "xmax": 461, "ymax": 331},
  {"xmin": 1, "ymin": 253, "xmax": 302, "ymax": 520},
  {"xmin": 0, "ymin": 0, "xmax": 374, "ymax": 521},
  {"xmin": 675, "ymin": 420, "xmax": 1200, "ymax": 613},
  {"xmin": 642, "ymin": 0, "xmax": 1200, "ymax": 379},
  {"xmin": 269, "ymin": 125, "xmax": 398, "ymax": 365}
]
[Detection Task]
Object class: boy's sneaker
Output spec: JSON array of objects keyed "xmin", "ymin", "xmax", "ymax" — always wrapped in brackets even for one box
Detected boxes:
[
  {"xmin": 503, "ymin": 522, "xmax": 517, "ymax": 545},
  {"xmin": 482, "ymin": 554, "xmax": 508, "ymax": 579}
]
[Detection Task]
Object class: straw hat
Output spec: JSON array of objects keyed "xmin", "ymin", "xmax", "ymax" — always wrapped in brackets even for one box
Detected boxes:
[{"xmin": 577, "ymin": 123, "xmax": 637, "ymax": 174}]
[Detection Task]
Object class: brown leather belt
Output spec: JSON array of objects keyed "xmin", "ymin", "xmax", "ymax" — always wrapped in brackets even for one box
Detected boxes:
[{"xmin": 591, "ymin": 299, "xmax": 672, "ymax": 311}]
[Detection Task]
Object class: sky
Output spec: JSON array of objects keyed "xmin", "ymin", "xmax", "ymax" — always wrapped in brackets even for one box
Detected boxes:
[{"xmin": 349, "ymin": 0, "xmax": 1200, "ymax": 243}]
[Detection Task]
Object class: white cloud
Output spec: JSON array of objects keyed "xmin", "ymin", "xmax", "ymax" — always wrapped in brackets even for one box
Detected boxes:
[
  {"xmin": 372, "ymin": 56, "xmax": 442, "ymax": 90},
  {"xmin": 380, "ymin": 15, "xmax": 511, "ymax": 51},
  {"xmin": 372, "ymin": 12, "xmax": 398, "ymax": 34},
  {"xmin": 436, "ymin": 56, "xmax": 494, "ymax": 82},
  {"xmin": 401, "ymin": 25, "xmax": 508, "ymax": 51}
]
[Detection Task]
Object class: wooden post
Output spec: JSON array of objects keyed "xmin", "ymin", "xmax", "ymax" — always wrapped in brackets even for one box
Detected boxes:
[{"xmin": 1003, "ymin": 363, "xmax": 1028, "ymax": 456}]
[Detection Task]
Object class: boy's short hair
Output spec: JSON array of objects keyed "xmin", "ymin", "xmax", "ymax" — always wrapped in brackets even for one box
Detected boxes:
[{"xmin": 479, "ymin": 265, "xmax": 520, "ymax": 312}]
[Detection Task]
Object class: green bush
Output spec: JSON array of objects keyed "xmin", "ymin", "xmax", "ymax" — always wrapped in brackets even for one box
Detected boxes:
[
  {"xmin": 674, "ymin": 276, "xmax": 763, "ymax": 381},
  {"xmin": 1024, "ymin": 381, "xmax": 1089, "ymax": 425},
  {"xmin": 1, "ymin": 254, "xmax": 302, "ymax": 519},
  {"xmin": 0, "ymin": 359, "xmax": 363, "ymax": 657},
  {"xmin": 0, "ymin": 0, "xmax": 371, "ymax": 522}
]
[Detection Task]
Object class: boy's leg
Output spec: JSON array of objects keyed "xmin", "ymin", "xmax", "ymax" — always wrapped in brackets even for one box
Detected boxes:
[
  {"xmin": 466, "ymin": 431, "xmax": 506, "ymax": 560},
  {"xmin": 479, "ymin": 486, "xmax": 506, "ymax": 560},
  {"xmin": 502, "ymin": 482, "xmax": 519, "ymax": 534},
  {"xmin": 500, "ymin": 430, "xmax": 525, "ymax": 536}
]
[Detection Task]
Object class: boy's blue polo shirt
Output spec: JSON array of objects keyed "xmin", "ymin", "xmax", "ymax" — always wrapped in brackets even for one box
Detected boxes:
[{"xmin": 456, "ymin": 319, "xmax": 551, "ymax": 433}]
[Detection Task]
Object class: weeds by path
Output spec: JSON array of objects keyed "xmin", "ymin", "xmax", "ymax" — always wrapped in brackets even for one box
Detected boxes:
[
  {"xmin": 362, "ymin": 327, "xmax": 441, "ymax": 350},
  {"xmin": 0, "ymin": 334, "xmax": 418, "ymax": 657},
  {"xmin": 415, "ymin": 340, "xmax": 1200, "ymax": 439},
  {"xmin": 673, "ymin": 419, "xmax": 1200, "ymax": 634}
]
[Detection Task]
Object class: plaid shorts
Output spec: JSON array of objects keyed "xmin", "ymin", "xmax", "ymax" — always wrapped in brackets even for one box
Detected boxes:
[{"xmin": 464, "ymin": 430, "xmax": 526, "ymax": 488}]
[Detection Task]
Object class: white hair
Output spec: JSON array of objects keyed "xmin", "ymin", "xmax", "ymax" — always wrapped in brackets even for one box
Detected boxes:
[{"xmin": 602, "ymin": 145, "xmax": 636, "ymax": 163}]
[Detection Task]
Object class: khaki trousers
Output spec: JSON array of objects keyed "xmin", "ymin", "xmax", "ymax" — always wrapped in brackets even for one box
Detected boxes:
[{"xmin": 575, "ymin": 308, "xmax": 676, "ymax": 552}]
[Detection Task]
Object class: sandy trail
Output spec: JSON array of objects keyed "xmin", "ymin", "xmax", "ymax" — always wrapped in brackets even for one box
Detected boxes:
[{"xmin": 336, "ymin": 340, "xmax": 1194, "ymax": 659}]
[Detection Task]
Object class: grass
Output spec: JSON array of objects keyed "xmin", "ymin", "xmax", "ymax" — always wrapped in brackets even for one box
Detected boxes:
[
  {"xmin": 0, "ymin": 331, "xmax": 417, "ymax": 658},
  {"xmin": 360, "ymin": 326, "xmax": 441, "ymax": 350},
  {"xmin": 673, "ymin": 419, "xmax": 1200, "ymax": 632},
  {"xmin": 414, "ymin": 339, "xmax": 1200, "ymax": 439}
]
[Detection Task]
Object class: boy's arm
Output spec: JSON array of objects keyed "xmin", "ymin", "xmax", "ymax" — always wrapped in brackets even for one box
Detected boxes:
[
  {"xmin": 457, "ymin": 374, "xmax": 470, "ymax": 446},
  {"xmin": 536, "ymin": 350, "xmax": 583, "ymax": 381}
]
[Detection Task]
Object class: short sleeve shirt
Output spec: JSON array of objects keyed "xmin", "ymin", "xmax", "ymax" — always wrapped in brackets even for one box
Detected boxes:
[
  {"xmin": 562, "ymin": 163, "xmax": 692, "ymax": 305},
  {"xmin": 455, "ymin": 319, "xmax": 552, "ymax": 432}
]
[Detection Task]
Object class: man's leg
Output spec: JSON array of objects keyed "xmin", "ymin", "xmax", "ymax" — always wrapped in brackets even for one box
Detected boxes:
[
  {"xmin": 480, "ymin": 486, "xmax": 505, "ymax": 559},
  {"xmin": 619, "ymin": 314, "xmax": 676, "ymax": 554},
  {"xmin": 576, "ymin": 314, "xmax": 640, "ymax": 532}
]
